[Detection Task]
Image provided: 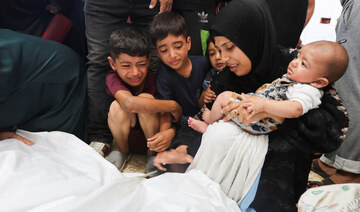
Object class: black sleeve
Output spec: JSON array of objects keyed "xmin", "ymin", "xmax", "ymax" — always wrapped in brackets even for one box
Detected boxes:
[
  {"xmin": 250, "ymin": 85, "xmax": 348, "ymax": 212},
  {"xmin": 273, "ymin": 85, "xmax": 347, "ymax": 154}
]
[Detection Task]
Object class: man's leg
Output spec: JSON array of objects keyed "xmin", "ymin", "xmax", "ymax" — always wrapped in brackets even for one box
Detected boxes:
[
  {"xmin": 131, "ymin": 0, "xmax": 159, "ymax": 72},
  {"xmin": 84, "ymin": 0, "xmax": 129, "ymax": 146},
  {"xmin": 319, "ymin": 0, "xmax": 360, "ymax": 184}
]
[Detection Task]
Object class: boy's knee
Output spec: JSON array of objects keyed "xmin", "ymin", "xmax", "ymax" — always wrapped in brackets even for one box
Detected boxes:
[{"xmin": 108, "ymin": 100, "xmax": 126, "ymax": 121}]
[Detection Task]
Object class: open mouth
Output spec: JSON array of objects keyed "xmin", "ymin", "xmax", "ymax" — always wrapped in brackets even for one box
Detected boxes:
[
  {"xmin": 228, "ymin": 64, "xmax": 238, "ymax": 72},
  {"xmin": 129, "ymin": 77, "xmax": 141, "ymax": 82}
]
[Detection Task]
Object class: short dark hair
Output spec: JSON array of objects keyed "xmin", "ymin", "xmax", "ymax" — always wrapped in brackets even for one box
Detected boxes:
[
  {"xmin": 205, "ymin": 35, "xmax": 215, "ymax": 57},
  {"xmin": 109, "ymin": 26, "xmax": 150, "ymax": 60},
  {"xmin": 149, "ymin": 11, "xmax": 187, "ymax": 45}
]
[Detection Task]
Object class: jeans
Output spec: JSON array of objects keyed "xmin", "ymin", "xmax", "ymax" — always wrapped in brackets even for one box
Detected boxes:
[{"xmin": 84, "ymin": 0, "xmax": 159, "ymax": 142}]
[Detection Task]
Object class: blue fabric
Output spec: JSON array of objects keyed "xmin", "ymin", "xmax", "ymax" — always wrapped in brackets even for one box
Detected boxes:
[{"xmin": 239, "ymin": 171, "xmax": 261, "ymax": 212}]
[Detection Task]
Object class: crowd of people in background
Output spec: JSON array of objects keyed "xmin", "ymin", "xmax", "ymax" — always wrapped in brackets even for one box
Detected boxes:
[{"xmin": 0, "ymin": 0, "xmax": 359, "ymax": 211}]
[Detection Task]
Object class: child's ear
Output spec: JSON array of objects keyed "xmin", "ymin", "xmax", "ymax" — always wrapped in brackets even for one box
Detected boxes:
[
  {"xmin": 107, "ymin": 56, "xmax": 116, "ymax": 71},
  {"xmin": 186, "ymin": 36, "xmax": 191, "ymax": 51},
  {"xmin": 310, "ymin": 77, "xmax": 329, "ymax": 88}
]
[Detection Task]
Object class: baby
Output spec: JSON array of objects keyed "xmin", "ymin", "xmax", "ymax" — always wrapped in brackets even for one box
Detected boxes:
[{"xmin": 189, "ymin": 41, "xmax": 349, "ymax": 134}]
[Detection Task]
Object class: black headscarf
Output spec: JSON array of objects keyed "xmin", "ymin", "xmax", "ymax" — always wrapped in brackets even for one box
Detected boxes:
[{"xmin": 210, "ymin": 0, "xmax": 286, "ymax": 95}]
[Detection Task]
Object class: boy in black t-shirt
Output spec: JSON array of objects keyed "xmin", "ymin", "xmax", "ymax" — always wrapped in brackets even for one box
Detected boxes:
[{"xmin": 149, "ymin": 12, "xmax": 210, "ymax": 171}]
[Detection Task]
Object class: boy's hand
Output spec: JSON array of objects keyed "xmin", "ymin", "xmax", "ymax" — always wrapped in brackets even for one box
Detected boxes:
[
  {"xmin": 242, "ymin": 94, "xmax": 266, "ymax": 121},
  {"xmin": 149, "ymin": 0, "xmax": 173, "ymax": 14},
  {"xmin": 204, "ymin": 85, "xmax": 216, "ymax": 103},
  {"xmin": 171, "ymin": 104, "xmax": 182, "ymax": 123},
  {"xmin": 0, "ymin": 131, "xmax": 35, "ymax": 146},
  {"xmin": 147, "ymin": 128, "xmax": 175, "ymax": 152}
]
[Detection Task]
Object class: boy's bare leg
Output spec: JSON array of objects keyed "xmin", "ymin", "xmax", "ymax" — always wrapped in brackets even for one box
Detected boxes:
[
  {"xmin": 153, "ymin": 145, "xmax": 193, "ymax": 171},
  {"xmin": 108, "ymin": 100, "xmax": 135, "ymax": 155},
  {"xmin": 188, "ymin": 117, "xmax": 208, "ymax": 133},
  {"xmin": 137, "ymin": 93, "xmax": 160, "ymax": 156}
]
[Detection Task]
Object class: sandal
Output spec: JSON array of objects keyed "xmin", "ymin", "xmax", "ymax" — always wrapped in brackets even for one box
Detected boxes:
[
  {"xmin": 307, "ymin": 177, "xmax": 335, "ymax": 189},
  {"xmin": 311, "ymin": 159, "xmax": 330, "ymax": 179}
]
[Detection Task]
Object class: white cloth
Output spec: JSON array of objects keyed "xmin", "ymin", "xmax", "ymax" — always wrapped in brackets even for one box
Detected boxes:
[
  {"xmin": 286, "ymin": 83, "xmax": 323, "ymax": 115},
  {"xmin": 0, "ymin": 130, "xmax": 240, "ymax": 212},
  {"xmin": 187, "ymin": 120, "xmax": 268, "ymax": 203},
  {"xmin": 298, "ymin": 183, "xmax": 360, "ymax": 212}
]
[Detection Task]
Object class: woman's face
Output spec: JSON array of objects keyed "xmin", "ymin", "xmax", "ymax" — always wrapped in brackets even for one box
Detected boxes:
[
  {"xmin": 208, "ymin": 41, "xmax": 226, "ymax": 71},
  {"xmin": 214, "ymin": 36, "xmax": 251, "ymax": 76}
]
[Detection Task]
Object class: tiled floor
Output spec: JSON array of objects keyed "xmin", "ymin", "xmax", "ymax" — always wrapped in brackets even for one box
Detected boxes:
[{"xmin": 121, "ymin": 154, "xmax": 147, "ymax": 173}]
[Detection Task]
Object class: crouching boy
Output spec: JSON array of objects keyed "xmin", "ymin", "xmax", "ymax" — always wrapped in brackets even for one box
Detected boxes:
[{"xmin": 106, "ymin": 26, "xmax": 181, "ymax": 169}]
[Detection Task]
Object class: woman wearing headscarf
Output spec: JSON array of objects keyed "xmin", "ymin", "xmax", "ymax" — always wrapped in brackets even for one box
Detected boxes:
[{"xmin": 187, "ymin": 0, "xmax": 348, "ymax": 211}]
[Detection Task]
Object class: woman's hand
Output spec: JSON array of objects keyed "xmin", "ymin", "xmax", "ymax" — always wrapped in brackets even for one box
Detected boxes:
[
  {"xmin": 0, "ymin": 131, "xmax": 35, "ymax": 146},
  {"xmin": 147, "ymin": 127, "xmax": 175, "ymax": 152},
  {"xmin": 204, "ymin": 85, "xmax": 216, "ymax": 103},
  {"xmin": 221, "ymin": 101, "xmax": 253, "ymax": 125}
]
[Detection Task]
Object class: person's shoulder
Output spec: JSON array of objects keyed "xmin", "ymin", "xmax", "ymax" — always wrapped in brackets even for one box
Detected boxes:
[
  {"xmin": 146, "ymin": 71, "xmax": 156, "ymax": 81},
  {"xmin": 190, "ymin": 55, "xmax": 210, "ymax": 69},
  {"xmin": 189, "ymin": 55, "xmax": 209, "ymax": 63},
  {"xmin": 157, "ymin": 62, "xmax": 174, "ymax": 75}
]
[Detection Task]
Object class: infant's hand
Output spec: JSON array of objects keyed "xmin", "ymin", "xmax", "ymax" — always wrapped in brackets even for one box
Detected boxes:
[
  {"xmin": 242, "ymin": 94, "xmax": 266, "ymax": 120},
  {"xmin": 0, "ymin": 131, "xmax": 35, "ymax": 146}
]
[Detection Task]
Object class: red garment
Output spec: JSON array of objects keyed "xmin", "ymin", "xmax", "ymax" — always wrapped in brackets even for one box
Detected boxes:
[
  {"xmin": 106, "ymin": 69, "xmax": 156, "ymax": 153},
  {"xmin": 106, "ymin": 69, "xmax": 156, "ymax": 98}
]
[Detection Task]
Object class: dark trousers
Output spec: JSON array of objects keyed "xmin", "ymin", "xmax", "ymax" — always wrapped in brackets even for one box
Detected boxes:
[
  {"xmin": 173, "ymin": 9, "xmax": 215, "ymax": 56},
  {"xmin": 84, "ymin": 0, "xmax": 159, "ymax": 142}
]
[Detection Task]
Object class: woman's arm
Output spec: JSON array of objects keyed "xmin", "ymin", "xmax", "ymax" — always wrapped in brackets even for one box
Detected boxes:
[
  {"xmin": 0, "ymin": 132, "xmax": 34, "ymax": 145},
  {"xmin": 221, "ymin": 100, "xmax": 285, "ymax": 125}
]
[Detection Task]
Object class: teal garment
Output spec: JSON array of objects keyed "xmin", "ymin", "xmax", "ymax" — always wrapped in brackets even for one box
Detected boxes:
[{"xmin": 0, "ymin": 29, "xmax": 87, "ymax": 140}]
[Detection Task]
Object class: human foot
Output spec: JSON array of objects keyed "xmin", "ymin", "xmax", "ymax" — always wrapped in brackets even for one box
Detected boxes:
[
  {"xmin": 188, "ymin": 117, "xmax": 208, "ymax": 133},
  {"xmin": 202, "ymin": 108, "xmax": 211, "ymax": 123},
  {"xmin": 308, "ymin": 171, "xmax": 360, "ymax": 189},
  {"xmin": 328, "ymin": 170, "xmax": 360, "ymax": 184},
  {"xmin": 153, "ymin": 149, "xmax": 193, "ymax": 171},
  {"xmin": 312, "ymin": 159, "xmax": 337, "ymax": 178}
]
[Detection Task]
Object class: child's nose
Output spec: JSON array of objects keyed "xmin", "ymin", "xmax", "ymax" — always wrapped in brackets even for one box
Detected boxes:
[
  {"xmin": 291, "ymin": 60, "xmax": 298, "ymax": 68},
  {"xmin": 169, "ymin": 48, "xmax": 176, "ymax": 58},
  {"xmin": 131, "ymin": 66, "xmax": 140, "ymax": 75},
  {"xmin": 215, "ymin": 52, "xmax": 221, "ymax": 60}
]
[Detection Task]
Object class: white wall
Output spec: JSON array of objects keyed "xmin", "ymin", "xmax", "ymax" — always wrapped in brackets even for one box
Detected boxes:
[{"xmin": 300, "ymin": 0, "xmax": 343, "ymax": 45}]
